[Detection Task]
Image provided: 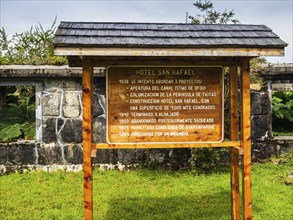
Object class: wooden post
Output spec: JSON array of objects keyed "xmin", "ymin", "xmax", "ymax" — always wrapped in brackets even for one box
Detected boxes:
[
  {"xmin": 241, "ymin": 59, "xmax": 253, "ymax": 220},
  {"xmin": 82, "ymin": 57, "xmax": 94, "ymax": 220},
  {"xmin": 230, "ymin": 66, "xmax": 240, "ymax": 220}
]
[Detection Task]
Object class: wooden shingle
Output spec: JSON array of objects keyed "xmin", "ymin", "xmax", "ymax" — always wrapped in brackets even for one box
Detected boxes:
[
  {"xmin": 54, "ymin": 22, "xmax": 287, "ymax": 59},
  {"xmin": 54, "ymin": 22, "xmax": 287, "ymax": 49}
]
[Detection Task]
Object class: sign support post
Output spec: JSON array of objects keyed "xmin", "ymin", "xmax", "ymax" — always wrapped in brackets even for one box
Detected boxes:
[
  {"xmin": 241, "ymin": 60, "xmax": 253, "ymax": 220},
  {"xmin": 230, "ymin": 66, "xmax": 240, "ymax": 220},
  {"xmin": 82, "ymin": 57, "xmax": 94, "ymax": 220}
]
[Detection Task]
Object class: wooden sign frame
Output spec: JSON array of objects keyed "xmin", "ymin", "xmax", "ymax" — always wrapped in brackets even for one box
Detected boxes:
[
  {"xmin": 106, "ymin": 65, "xmax": 224, "ymax": 145},
  {"xmin": 81, "ymin": 58, "xmax": 252, "ymax": 220}
]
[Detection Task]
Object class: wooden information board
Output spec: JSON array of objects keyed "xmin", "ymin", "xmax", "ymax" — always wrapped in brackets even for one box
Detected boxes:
[{"xmin": 107, "ymin": 66, "xmax": 223, "ymax": 144}]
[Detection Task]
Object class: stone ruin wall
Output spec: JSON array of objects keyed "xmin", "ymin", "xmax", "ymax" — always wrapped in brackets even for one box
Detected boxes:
[
  {"xmin": 0, "ymin": 65, "xmax": 292, "ymax": 173},
  {"xmin": 0, "ymin": 66, "xmax": 146, "ymax": 173}
]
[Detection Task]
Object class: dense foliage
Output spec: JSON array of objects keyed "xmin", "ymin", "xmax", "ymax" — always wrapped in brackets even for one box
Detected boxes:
[
  {"xmin": 250, "ymin": 57, "xmax": 271, "ymax": 87},
  {"xmin": 0, "ymin": 18, "xmax": 67, "ymax": 65},
  {"xmin": 0, "ymin": 86, "xmax": 36, "ymax": 141},
  {"xmin": 0, "ymin": 18, "xmax": 67, "ymax": 142},
  {"xmin": 272, "ymin": 91, "xmax": 293, "ymax": 135}
]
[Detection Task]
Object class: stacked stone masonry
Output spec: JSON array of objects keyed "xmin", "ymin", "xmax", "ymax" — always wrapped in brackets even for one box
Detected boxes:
[{"xmin": 0, "ymin": 65, "xmax": 292, "ymax": 174}]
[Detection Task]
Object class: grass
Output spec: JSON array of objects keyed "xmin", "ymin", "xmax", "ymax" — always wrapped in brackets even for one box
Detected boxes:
[
  {"xmin": 273, "ymin": 131, "xmax": 293, "ymax": 137},
  {"xmin": 0, "ymin": 161, "xmax": 292, "ymax": 220}
]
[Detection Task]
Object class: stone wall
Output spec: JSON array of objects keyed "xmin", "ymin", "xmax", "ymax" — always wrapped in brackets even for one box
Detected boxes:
[
  {"xmin": 252, "ymin": 63, "xmax": 293, "ymax": 160},
  {"xmin": 0, "ymin": 66, "xmax": 104, "ymax": 171},
  {"xmin": 251, "ymin": 91, "xmax": 271, "ymax": 140},
  {"xmin": 250, "ymin": 90, "xmax": 293, "ymax": 160},
  {"xmin": 0, "ymin": 65, "xmax": 292, "ymax": 174},
  {"xmin": 41, "ymin": 78, "xmax": 83, "ymax": 164}
]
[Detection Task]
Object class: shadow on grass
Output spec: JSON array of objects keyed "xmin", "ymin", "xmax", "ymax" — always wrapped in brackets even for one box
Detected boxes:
[{"xmin": 104, "ymin": 191, "xmax": 231, "ymax": 220}]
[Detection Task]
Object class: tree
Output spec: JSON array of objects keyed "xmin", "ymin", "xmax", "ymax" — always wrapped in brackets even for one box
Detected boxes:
[
  {"xmin": 187, "ymin": 0, "xmax": 239, "ymax": 24},
  {"xmin": 0, "ymin": 17, "xmax": 67, "ymax": 65}
]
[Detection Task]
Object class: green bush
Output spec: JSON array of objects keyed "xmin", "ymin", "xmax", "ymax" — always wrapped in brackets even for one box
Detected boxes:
[
  {"xmin": 0, "ymin": 86, "xmax": 35, "ymax": 142},
  {"xmin": 272, "ymin": 91, "xmax": 293, "ymax": 134},
  {"xmin": 189, "ymin": 148, "xmax": 229, "ymax": 174}
]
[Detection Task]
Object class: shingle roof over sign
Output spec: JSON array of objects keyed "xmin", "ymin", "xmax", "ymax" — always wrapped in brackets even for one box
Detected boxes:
[{"xmin": 54, "ymin": 22, "xmax": 287, "ymax": 48}]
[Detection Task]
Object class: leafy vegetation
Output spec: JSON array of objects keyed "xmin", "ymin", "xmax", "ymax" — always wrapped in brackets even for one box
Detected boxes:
[
  {"xmin": 250, "ymin": 57, "xmax": 271, "ymax": 88},
  {"xmin": 0, "ymin": 160, "xmax": 292, "ymax": 220},
  {"xmin": 189, "ymin": 148, "xmax": 229, "ymax": 174},
  {"xmin": 0, "ymin": 17, "xmax": 67, "ymax": 65},
  {"xmin": 187, "ymin": 0, "xmax": 239, "ymax": 24},
  {"xmin": 0, "ymin": 18, "xmax": 67, "ymax": 141},
  {"xmin": 0, "ymin": 86, "xmax": 35, "ymax": 141},
  {"xmin": 272, "ymin": 91, "xmax": 293, "ymax": 135}
]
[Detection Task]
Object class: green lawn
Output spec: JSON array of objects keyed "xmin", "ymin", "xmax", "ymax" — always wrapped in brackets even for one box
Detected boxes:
[{"xmin": 0, "ymin": 162, "xmax": 292, "ymax": 220}]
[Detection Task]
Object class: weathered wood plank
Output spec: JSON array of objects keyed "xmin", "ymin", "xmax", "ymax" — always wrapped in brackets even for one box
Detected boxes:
[
  {"xmin": 82, "ymin": 57, "xmax": 94, "ymax": 220},
  {"xmin": 68, "ymin": 56, "xmax": 244, "ymax": 67},
  {"xmin": 92, "ymin": 141, "xmax": 241, "ymax": 149},
  {"xmin": 55, "ymin": 47, "xmax": 284, "ymax": 57},
  {"xmin": 229, "ymin": 66, "xmax": 240, "ymax": 220},
  {"xmin": 241, "ymin": 59, "xmax": 253, "ymax": 220}
]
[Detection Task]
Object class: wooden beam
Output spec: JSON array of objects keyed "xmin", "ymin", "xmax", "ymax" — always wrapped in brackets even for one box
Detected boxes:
[
  {"xmin": 92, "ymin": 141, "xmax": 241, "ymax": 149},
  {"xmin": 229, "ymin": 66, "xmax": 240, "ymax": 220},
  {"xmin": 68, "ymin": 56, "xmax": 244, "ymax": 67},
  {"xmin": 82, "ymin": 57, "xmax": 94, "ymax": 220},
  {"xmin": 240, "ymin": 59, "xmax": 253, "ymax": 220},
  {"xmin": 55, "ymin": 47, "xmax": 284, "ymax": 57}
]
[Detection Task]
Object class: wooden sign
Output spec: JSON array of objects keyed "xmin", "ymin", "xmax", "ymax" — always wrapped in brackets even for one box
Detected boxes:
[{"xmin": 107, "ymin": 66, "xmax": 223, "ymax": 144}]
